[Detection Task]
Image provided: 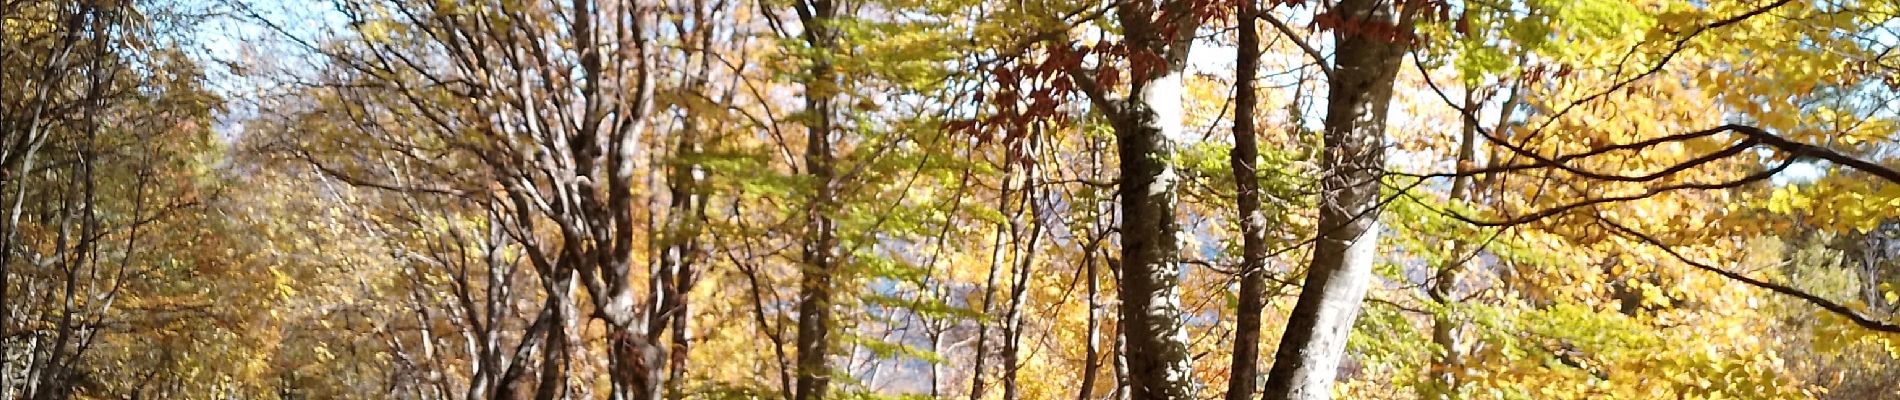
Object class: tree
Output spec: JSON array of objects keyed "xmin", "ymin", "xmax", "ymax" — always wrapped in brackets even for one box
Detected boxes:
[
  {"xmin": 1066, "ymin": 0, "xmax": 1207, "ymax": 397},
  {"xmin": 15, "ymin": 0, "xmax": 1900, "ymax": 398},
  {"xmin": 1223, "ymin": 0, "xmax": 1270, "ymax": 398},
  {"xmin": 252, "ymin": 0, "xmax": 674, "ymax": 398},
  {"xmin": 788, "ymin": 1, "xmax": 843, "ymax": 399},
  {"xmin": 1262, "ymin": 0, "xmax": 1413, "ymax": 398}
]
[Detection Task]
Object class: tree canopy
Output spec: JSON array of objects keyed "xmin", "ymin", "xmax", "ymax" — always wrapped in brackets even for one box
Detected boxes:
[{"xmin": 4, "ymin": 0, "xmax": 1900, "ymax": 399}]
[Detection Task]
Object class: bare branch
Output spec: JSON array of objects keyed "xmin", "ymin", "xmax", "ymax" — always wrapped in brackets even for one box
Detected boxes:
[
  {"xmin": 1258, "ymin": 12, "xmax": 1333, "ymax": 79},
  {"xmin": 1599, "ymin": 216, "xmax": 1900, "ymax": 333}
]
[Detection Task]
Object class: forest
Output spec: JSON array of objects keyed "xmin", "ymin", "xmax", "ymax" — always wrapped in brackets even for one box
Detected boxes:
[{"xmin": 3, "ymin": 0, "xmax": 1900, "ymax": 398}]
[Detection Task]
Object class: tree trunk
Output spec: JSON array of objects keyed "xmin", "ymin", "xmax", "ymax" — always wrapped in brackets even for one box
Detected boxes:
[
  {"xmin": 1112, "ymin": 323, "xmax": 1132, "ymax": 400},
  {"xmin": 1262, "ymin": 0, "xmax": 1409, "ymax": 398},
  {"xmin": 1003, "ymin": 145, "xmax": 1045, "ymax": 400},
  {"xmin": 494, "ymin": 298, "xmax": 554, "ymax": 400},
  {"xmin": 792, "ymin": 2, "xmax": 840, "ymax": 398},
  {"xmin": 1113, "ymin": 54, "xmax": 1197, "ymax": 400},
  {"xmin": 970, "ymin": 161, "xmax": 1016, "ymax": 400},
  {"xmin": 534, "ymin": 280, "xmax": 572, "ymax": 400},
  {"xmin": 662, "ymin": 221, "xmax": 701, "ymax": 400},
  {"xmin": 657, "ymin": 51, "xmax": 710, "ymax": 400},
  {"xmin": 1078, "ymin": 246, "xmax": 1104, "ymax": 400},
  {"xmin": 1424, "ymin": 87, "xmax": 1481, "ymax": 400},
  {"xmin": 607, "ymin": 324, "xmax": 665, "ymax": 400},
  {"xmin": 1078, "ymin": 136, "xmax": 1110, "ymax": 400},
  {"xmin": 1099, "ymin": 3, "xmax": 1203, "ymax": 399},
  {"xmin": 1224, "ymin": 1, "xmax": 1270, "ymax": 399}
]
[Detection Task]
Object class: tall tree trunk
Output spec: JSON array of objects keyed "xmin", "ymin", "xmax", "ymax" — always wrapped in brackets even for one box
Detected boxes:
[
  {"xmin": 660, "ymin": 178, "xmax": 704, "ymax": 400},
  {"xmin": 1098, "ymin": 3, "xmax": 1202, "ymax": 399},
  {"xmin": 1078, "ymin": 245, "xmax": 1104, "ymax": 400},
  {"xmin": 661, "ymin": 1, "xmax": 726, "ymax": 395},
  {"xmin": 792, "ymin": 1, "xmax": 840, "ymax": 399},
  {"xmin": 1424, "ymin": 87, "xmax": 1481, "ymax": 400},
  {"xmin": 1224, "ymin": 1, "xmax": 1270, "ymax": 399},
  {"xmin": 1077, "ymin": 136, "xmax": 1110, "ymax": 400},
  {"xmin": 1002, "ymin": 141, "xmax": 1045, "ymax": 400},
  {"xmin": 1112, "ymin": 47, "xmax": 1197, "ymax": 400},
  {"xmin": 1428, "ymin": 69, "xmax": 1519, "ymax": 400},
  {"xmin": 1262, "ymin": 0, "xmax": 1410, "ymax": 398},
  {"xmin": 0, "ymin": 6, "xmax": 90, "ymax": 357},
  {"xmin": 970, "ymin": 161, "xmax": 1016, "ymax": 400}
]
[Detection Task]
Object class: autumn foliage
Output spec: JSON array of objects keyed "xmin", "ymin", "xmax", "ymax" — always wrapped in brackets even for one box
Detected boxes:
[{"xmin": 3, "ymin": 0, "xmax": 1900, "ymax": 399}]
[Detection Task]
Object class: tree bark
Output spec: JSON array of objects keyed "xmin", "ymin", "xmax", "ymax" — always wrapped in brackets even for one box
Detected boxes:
[
  {"xmin": 534, "ymin": 279, "xmax": 573, "ymax": 400},
  {"xmin": 1423, "ymin": 86, "xmax": 1482, "ymax": 400},
  {"xmin": 1078, "ymin": 245, "xmax": 1105, "ymax": 400},
  {"xmin": 656, "ymin": 3, "xmax": 715, "ymax": 393},
  {"xmin": 494, "ymin": 298, "xmax": 554, "ymax": 400},
  {"xmin": 658, "ymin": 148, "xmax": 706, "ymax": 400},
  {"xmin": 1262, "ymin": 0, "xmax": 1410, "ymax": 398},
  {"xmin": 1112, "ymin": 42, "xmax": 1197, "ymax": 400},
  {"xmin": 792, "ymin": 1, "xmax": 840, "ymax": 399},
  {"xmin": 1224, "ymin": 1, "xmax": 1270, "ymax": 399},
  {"xmin": 1002, "ymin": 142, "xmax": 1045, "ymax": 400},
  {"xmin": 970, "ymin": 160, "xmax": 1016, "ymax": 400},
  {"xmin": 1094, "ymin": 2, "xmax": 1203, "ymax": 399},
  {"xmin": 607, "ymin": 324, "xmax": 665, "ymax": 400},
  {"xmin": 1077, "ymin": 137, "xmax": 1110, "ymax": 400}
]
